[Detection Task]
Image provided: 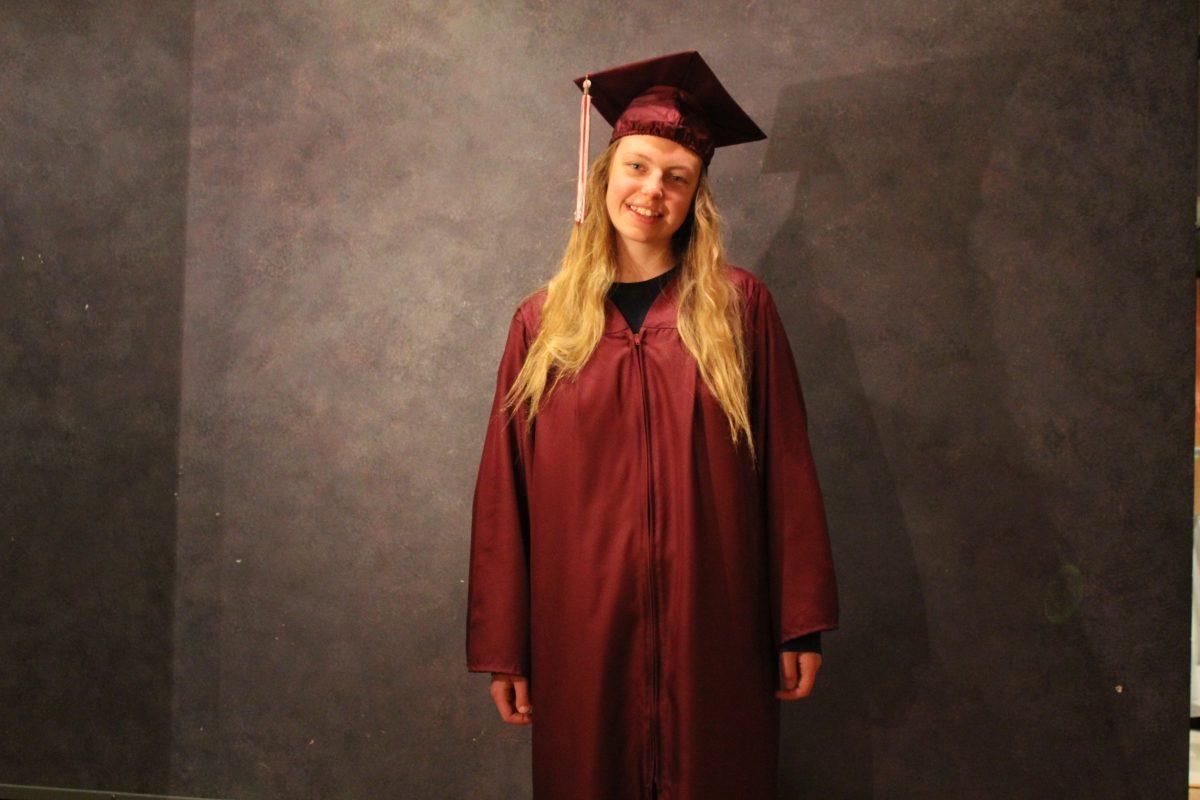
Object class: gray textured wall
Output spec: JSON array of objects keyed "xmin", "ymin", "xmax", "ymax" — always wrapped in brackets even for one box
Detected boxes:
[
  {"xmin": 0, "ymin": 2, "xmax": 192, "ymax": 793},
  {"xmin": 0, "ymin": 2, "xmax": 1193, "ymax": 799}
]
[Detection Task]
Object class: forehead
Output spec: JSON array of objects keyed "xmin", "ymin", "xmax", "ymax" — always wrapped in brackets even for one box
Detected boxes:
[{"xmin": 615, "ymin": 134, "xmax": 701, "ymax": 170}]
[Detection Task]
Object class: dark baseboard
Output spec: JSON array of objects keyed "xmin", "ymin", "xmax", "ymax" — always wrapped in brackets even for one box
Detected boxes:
[{"xmin": 0, "ymin": 785, "xmax": 229, "ymax": 800}]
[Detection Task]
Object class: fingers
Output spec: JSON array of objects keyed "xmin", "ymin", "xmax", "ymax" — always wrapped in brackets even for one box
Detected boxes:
[
  {"xmin": 489, "ymin": 674, "xmax": 517, "ymax": 721},
  {"xmin": 778, "ymin": 651, "xmax": 799, "ymax": 692},
  {"xmin": 775, "ymin": 652, "xmax": 821, "ymax": 701},
  {"xmin": 513, "ymin": 676, "xmax": 533, "ymax": 718},
  {"xmin": 489, "ymin": 673, "xmax": 533, "ymax": 725}
]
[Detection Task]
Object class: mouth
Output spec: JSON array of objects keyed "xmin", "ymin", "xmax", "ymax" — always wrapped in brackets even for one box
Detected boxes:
[{"xmin": 625, "ymin": 202, "xmax": 664, "ymax": 224}]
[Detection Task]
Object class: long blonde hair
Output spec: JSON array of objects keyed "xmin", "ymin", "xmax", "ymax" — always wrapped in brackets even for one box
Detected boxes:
[{"xmin": 503, "ymin": 139, "xmax": 757, "ymax": 467}]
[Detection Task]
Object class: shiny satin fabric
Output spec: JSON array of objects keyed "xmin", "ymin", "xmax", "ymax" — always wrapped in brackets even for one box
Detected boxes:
[{"xmin": 466, "ymin": 264, "xmax": 839, "ymax": 799}]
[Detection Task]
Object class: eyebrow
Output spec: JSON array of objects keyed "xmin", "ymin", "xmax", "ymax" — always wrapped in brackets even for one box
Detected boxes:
[{"xmin": 626, "ymin": 151, "xmax": 695, "ymax": 174}]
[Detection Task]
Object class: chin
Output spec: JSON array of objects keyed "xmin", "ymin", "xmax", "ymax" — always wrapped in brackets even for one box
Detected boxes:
[{"xmin": 620, "ymin": 228, "xmax": 672, "ymax": 246}]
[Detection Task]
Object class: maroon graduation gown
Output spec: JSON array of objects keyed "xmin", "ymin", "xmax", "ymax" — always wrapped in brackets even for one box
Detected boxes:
[{"xmin": 466, "ymin": 264, "xmax": 839, "ymax": 799}]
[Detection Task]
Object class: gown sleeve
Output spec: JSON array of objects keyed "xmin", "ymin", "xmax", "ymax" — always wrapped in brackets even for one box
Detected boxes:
[
  {"xmin": 749, "ymin": 280, "xmax": 840, "ymax": 650},
  {"xmin": 465, "ymin": 306, "xmax": 534, "ymax": 676},
  {"xmin": 779, "ymin": 632, "xmax": 822, "ymax": 654}
]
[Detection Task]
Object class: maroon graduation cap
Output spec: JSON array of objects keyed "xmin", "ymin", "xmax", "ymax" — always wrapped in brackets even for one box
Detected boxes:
[{"xmin": 571, "ymin": 50, "xmax": 767, "ymax": 223}]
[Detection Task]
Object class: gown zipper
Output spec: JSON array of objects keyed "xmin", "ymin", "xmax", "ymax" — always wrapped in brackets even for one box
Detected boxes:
[{"xmin": 631, "ymin": 329, "xmax": 661, "ymax": 796}]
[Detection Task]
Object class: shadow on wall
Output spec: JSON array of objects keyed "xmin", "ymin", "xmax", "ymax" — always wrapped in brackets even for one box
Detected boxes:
[
  {"xmin": 0, "ymin": 2, "xmax": 197, "ymax": 796},
  {"xmin": 759, "ymin": 48, "xmax": 1139, "ymax": 797}
]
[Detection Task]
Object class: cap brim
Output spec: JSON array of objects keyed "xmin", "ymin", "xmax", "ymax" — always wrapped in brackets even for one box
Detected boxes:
[{"xmin": 574, "ymin": 50, "xmax": 766, "ymax": 149}]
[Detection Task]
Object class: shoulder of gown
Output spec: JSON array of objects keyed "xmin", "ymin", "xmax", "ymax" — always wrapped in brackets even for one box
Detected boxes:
[{"xmin": 512, "ymin": 285, "xmax": 549, "ymax": 335}]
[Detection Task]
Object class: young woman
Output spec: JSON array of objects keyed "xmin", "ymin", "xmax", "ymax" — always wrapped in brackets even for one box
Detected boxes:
[{"xmin": 466, "ymin": 50, "xmax": 839, "ymax": 800}]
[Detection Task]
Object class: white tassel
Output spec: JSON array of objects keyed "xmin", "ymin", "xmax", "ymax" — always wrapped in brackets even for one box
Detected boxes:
[{"xmin": 574, "ymin": 77, "xmax": 592, "ymax": 224}]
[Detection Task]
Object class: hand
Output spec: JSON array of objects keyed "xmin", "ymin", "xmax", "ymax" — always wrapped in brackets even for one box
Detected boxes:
[
  {"xmin": 490, "ymin": 672, "xmax": 533, "ymax": 724},
  {"xmin": 775, "ymin": 651, "xmax": 821, "ymax": 701}
]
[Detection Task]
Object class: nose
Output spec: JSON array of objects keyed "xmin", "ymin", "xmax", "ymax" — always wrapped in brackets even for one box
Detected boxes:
[{"xmin": 641, "ymin": 172, "xmax": 665, "ymax": 197}]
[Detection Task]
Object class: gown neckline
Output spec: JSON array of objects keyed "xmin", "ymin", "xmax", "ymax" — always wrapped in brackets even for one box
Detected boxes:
[{"xmin": 604, "ymin": 264, "xmax": 682, "ymax": 334}]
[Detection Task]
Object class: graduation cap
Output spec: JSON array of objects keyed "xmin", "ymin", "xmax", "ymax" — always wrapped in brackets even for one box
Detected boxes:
[{"xmin": 571, "ymin": 50, "xmax": 767, "ymax": 223}]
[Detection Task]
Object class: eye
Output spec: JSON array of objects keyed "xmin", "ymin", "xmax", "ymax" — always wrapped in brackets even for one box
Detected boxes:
[
  {"xmin": 627, "ymin": 162, "xmax": 642, "ymax": 170},
  {"xmin": 672, "ymin": 175, "xmax": 687, "ymax": 183}
]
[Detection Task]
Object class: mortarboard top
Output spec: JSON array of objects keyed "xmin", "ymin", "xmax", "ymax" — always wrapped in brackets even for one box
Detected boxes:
[{"xmin": 570, "ymin": 50, "xmax": 767, "ymax": 223}]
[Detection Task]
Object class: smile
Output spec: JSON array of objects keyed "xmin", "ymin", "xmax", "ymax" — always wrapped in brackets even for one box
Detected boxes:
[{"xmin": 626, "ymin": 203, "xmax": 663, "ymax": 220}]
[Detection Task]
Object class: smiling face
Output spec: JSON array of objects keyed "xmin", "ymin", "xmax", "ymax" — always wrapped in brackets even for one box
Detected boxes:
[{"xmin": 604, "ymin": 134, "xmax": 703, "ymax": 253}]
